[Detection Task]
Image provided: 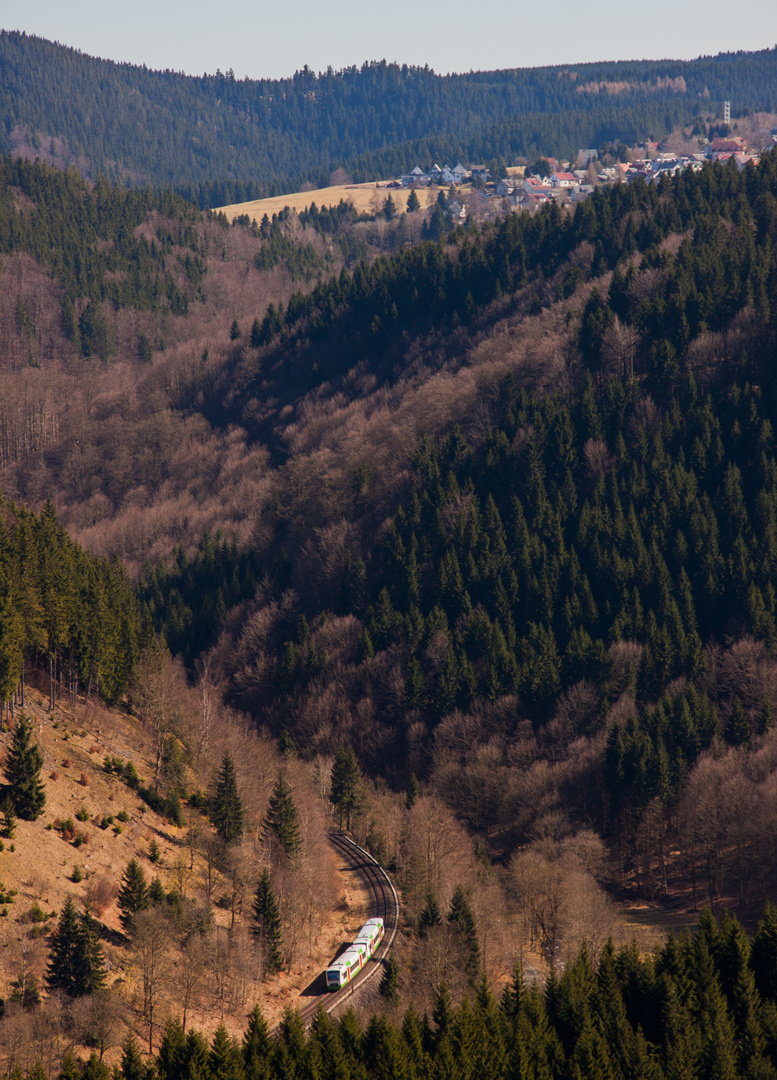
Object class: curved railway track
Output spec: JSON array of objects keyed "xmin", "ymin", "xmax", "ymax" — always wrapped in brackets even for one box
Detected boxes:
[{"xmin": 295, "ymin": 831, "xmax": 400, "ymax": 1026}]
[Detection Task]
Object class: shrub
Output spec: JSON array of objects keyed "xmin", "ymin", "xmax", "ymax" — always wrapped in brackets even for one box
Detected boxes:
[
  {"xmin": 29, "ymin": 902, "xmax": 47, "ymax": 923},
  {"xmin": 85, "ymin": 876, "xmax": 118, "ymax": 916},
  {"xmin": 164, "ymin": 794, "xmax": 184, "ymax": 828},
  {"xmin": 112, "ymin": 825, "xmax": 122, "ymax": 836},
  {"xmin": 59, "ymin": 818, "xmax": 76, "ymax": 842},
  {"xmin": 123, "ymin": 762, "xmax": 140, "ymax": 789},
  {"xmin": 71, "ymin": 867, "xmax": 83, "ymax": 883},
  {"xmin": 99, "ymin": 815, "xmax": 114, "ymax": 830},
  {"xmin": 75, "ymin": 807, "xmax": 89, "ymax": 822},
  {"xmin": 116, "ymin": 810, "xmax": 129, "ymax": 823},
  {"xmin": 79, "ymin": 773, "xmax": 90, "ymax": 787}
]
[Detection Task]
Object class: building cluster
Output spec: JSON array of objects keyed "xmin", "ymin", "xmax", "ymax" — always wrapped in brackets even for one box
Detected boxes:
[
  {"xmin": 400, "ymin": 163, "xmax": 488, "ymax": 187},
  {"xmin": 398, "ymin": 133, "xmax": 769, "ymax": 219}
]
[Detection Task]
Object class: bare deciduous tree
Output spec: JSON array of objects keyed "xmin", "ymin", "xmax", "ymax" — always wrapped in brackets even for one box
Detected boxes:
[{"xmin": 132, "ymin": 910, "xmax": 170, "ymax": 1053}]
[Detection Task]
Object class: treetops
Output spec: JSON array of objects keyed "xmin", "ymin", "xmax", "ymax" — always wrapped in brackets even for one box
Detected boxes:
[{"xmin": 43, "ymin": 904, "xmax": 777, "ymax": 1080}]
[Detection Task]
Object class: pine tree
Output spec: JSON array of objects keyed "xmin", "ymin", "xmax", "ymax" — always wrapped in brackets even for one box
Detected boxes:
[
  {"xmin": 406, "ymin": 189, "xmax": 420, "ymax": 213},
  {"xmin": 211, "ymin": 753, "xmax": 244, "ymax": 845},
  {"xmin": 117, "ymin": 858, "xmax": 150, "ymax": 930},
  {"xmin": 1, "ymin": 793, "xmax": 16, "ymax": 838},
  {"xmin": 725, "ymin": 696, "xmax": 750, "ymax": 746},
  {"xmin": 329, "ymin": 745, "xmax": 361, "ymax": 830},
  {"xmin": 448, "ymin": 885, "xmax": 481, "ymax": 985},
  {"xmin": 209, "ymin": 1024, "xmax": 244, "ymax": 1080},
  {"xmin": 379, "ymin": 951, "xmax": 400, "ymax": 1001},
  {"xmin": 252, "ymin": 868, "xmax": 283, "ymax": 975},
  {"xmin": 120, "ymin": 1035, "xmax": 146, "ymax": 1080},
  {"xmin": 243, "ymin": 1005, "xmax": 271, "ymax": 1080},
  {"xmin": 80, "ymin": 1054, "xmax": 110, "ymax": 1080},
  {"xmin": 57, "ymin": 1053, "xmax": 81, "ymax": 1080},
  {"xmin": 418, "ymin": 888, "xmax": 442, "ymax": 935},
  {"xmin": 262, "ymin": 774, "xmax": 302, "ymax": 857},
  {"xmin": 751, "ymin": 903, "xmax": 777, "ymax": 1001},
  {"xmin": 157, "ymin": 1019, "xmax": 186, "ymax": 1080},
  {"xmin": 47, "ymin": 896, "xmax": 106, "ymax": 996},
  {"xmin": 46, "ymin": 896, "xmax": 82, "ymax": 995},
  {"xmin": 4, "ymin": 713, "xmax": 45, "ymax": 819},
  {"xmin": 76, "ymin": 907, "xmax": 107, "ymax": 994},
  {"xmin": 406, "ymin": 773, "xmax": 420, "ymax": 809}
]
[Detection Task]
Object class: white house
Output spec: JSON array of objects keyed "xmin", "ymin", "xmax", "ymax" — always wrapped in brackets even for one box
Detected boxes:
[{"xmin": 550, "ymin": 172, "xmax": 577, "ymax": 188}]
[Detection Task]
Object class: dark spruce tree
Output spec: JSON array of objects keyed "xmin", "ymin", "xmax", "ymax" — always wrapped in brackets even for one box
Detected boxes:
[
  {"xmin": 4, "ymin": 714, "xmax": 45, "ymax": 819},
  {"xmin": 252, "ymin": 868, "xmax": 283, "ymax": 975},
  {"xmin": 262, "ymin": 773, "xmax": 302, "ymax": 857},
  {"xmin": 379, "ymin": 952, "xmax": 400, "ymax": 1001},
  {"xmin": 47, "ymin": 896, "xmax": 106, "ymax": 996},
  {"xmin": 242, "ymin": 1005, "xmax": 272, "ymax": 1080},
  {"xmin": 211, "ymin": 753, "xmax": 245, "ymax": 846},
  {"xmin": 329, "ymin": 745, "xmax": 361, "ymax": 831},
  {"xmin": 117, "ymin": 858, "xmax": 150, "ymax": 930}
]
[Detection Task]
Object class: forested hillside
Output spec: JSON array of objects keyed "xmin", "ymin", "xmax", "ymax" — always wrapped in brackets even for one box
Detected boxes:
[
  {"xmin": 7, "ymin": 136, "xmax": 777, "ymax": 1074},
  {"xmin": 2, "ymin": 31, "xmax": 777, "ymax": 203},
  {"xmin": 0, "ymin": 496, "xmax": 140, "ymax": 709}
]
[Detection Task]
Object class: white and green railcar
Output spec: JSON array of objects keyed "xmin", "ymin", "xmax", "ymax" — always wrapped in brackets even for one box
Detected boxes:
[{"xmin": 326, "ymin": 917, "xmax": 385, "ymax": 991}]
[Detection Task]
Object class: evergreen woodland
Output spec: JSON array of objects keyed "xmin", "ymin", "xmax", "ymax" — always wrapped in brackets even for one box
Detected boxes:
[
  {"xmin": 17, "ymin": 908, "xmax": 777, "ymax": 1080},
  {"xmin": 0, "ymin": 497, "xmax": 141, "ymax": 709}
]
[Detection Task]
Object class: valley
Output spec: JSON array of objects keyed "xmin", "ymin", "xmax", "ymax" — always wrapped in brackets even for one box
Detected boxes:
[{"xmin": 1, "ymin": 29, "xmax": 777, "ymax": 1080}]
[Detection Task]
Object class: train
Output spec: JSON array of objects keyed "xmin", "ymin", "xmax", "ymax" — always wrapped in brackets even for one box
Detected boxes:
[{"xmin": 325, "ymin": 917, "xmax": 385, "ymax": 990}]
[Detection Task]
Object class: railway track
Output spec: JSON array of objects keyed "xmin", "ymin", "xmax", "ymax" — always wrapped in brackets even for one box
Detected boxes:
[{"xmin": 295, "ymin": 831, "xmax": 400, "ymax": 1027}]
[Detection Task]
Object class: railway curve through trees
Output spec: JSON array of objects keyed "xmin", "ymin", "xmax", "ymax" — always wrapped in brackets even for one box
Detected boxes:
[{"xmin": 295, "ymin": 831, "xmax": 400, "ymax": 1027}]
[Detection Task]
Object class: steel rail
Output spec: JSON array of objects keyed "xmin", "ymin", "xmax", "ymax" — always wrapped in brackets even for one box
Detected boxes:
[{"xmin": 294, "ymin": 830, "xmax": 400, "ymax": 1026}]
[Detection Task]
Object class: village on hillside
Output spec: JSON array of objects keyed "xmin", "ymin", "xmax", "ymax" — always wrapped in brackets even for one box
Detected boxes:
[{"xmin": 395, "ymin": 129, "xmax": 774, "ymax": 221}]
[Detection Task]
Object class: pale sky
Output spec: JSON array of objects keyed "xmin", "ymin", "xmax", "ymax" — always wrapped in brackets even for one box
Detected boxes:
[{"xmin": 3, "ymin": 0, "xmax": 776, "ymax": 81}]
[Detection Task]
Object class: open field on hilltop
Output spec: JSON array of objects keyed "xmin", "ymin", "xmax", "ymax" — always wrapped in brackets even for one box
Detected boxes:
[
  {"xmin": 218, "ymin": 182, "xmax": 438, "ymax": 222},
  {"xmin": 217, "ymin": 169, "xmax": 526, "ymax": 222}
]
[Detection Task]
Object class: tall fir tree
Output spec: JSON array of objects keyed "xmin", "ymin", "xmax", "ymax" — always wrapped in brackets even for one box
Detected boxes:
[
  {"xmin": 448, "ymin": 885, "xmax": 481, "ymax": 985},
  {"xmin": 211, "ymin": 753, "xmax": 245, "ymax": 845},
  {"xmin": 117, "ymin": 858, "xmax": 150, "ymax": 930},
  {"xmin": 262, "ymin": 774, "xmax": 302, "ymax": 857},
  {"xmin": 242, "ymin": 1005, "xmax": 272, "ymax": 1080},
  {"xmin": 46, "ymin": 896, "xmax": 106, "ymax": 996},
  {"xmin": 329, "ymin": 745, "xmax": 361, "ymax": 830},
  {"xmin": 4, "ymin": 713, "xmax": 45, "ymax": 819},
  {"xmin": 252, "ymin": 868, "xmax": 283, "ymax": 975}
]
